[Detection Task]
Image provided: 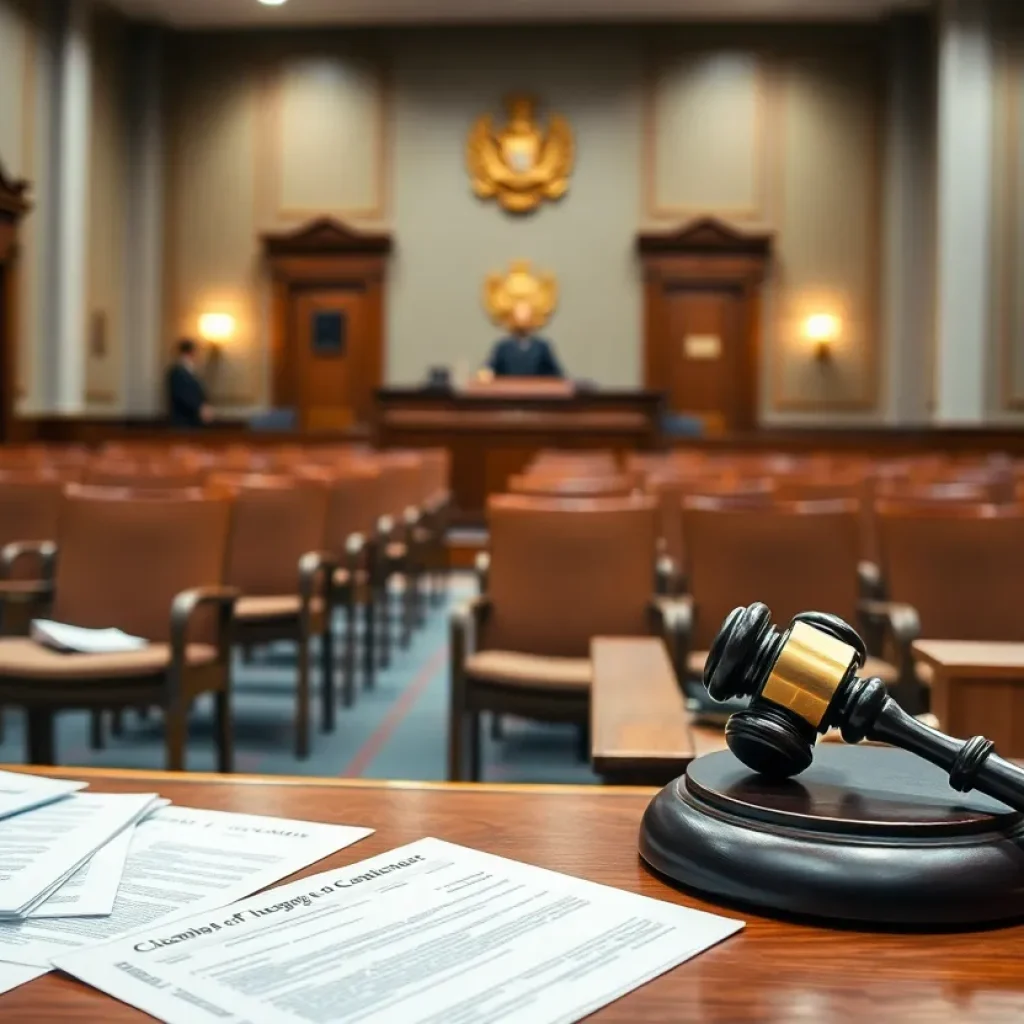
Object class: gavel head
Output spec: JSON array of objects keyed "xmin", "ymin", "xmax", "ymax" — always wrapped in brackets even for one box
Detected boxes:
[{"xmin": 703, "ymin": 603, "xmax": 868, "ymax": 780}]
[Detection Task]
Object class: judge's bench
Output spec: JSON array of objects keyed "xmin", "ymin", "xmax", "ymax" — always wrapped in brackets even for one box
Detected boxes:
[{"xmin": 374, "ymin": 380, "xmax": 663, "ymax": 525}]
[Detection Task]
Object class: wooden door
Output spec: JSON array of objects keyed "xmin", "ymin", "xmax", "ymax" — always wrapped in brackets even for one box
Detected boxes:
[
  {"xmin": 639, "ymin": 217, "xmax": 772, "ymax": 434},
  {"xmin": 664, "ymin": 284, "xmax": 744, "ymax": 434},
  {"xmin": 291, "ymin": 286, "xmax": 366, "ymax": 432},
  {"xmin": 263, "ymin": 218, "xmax": 391, "ymax": 434}
]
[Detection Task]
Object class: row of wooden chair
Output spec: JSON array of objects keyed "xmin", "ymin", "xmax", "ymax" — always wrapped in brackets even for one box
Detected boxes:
[{"xmin": 0, "ymin": 446, "xmax": 452, "ymax": 769}]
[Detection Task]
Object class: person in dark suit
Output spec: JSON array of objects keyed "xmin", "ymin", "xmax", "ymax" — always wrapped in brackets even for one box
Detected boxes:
[
  {"xmin": 166, "ymin": 338, "xmax": 213, "ymax": 428},
  {"xmin": 485, "ymin": 301, "xmax": 564, "ymax": 378}
]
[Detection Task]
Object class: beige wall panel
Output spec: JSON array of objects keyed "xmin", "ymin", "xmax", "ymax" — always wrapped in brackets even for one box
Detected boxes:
[
  {"xmin": 167, "ymin": 44, "xmax": 262, "ymax": 406},
  {"xmin": 767, "ymin": 50, "xmax": 881, "ymax": 416},
  {"xmin": 276, "ymin": 56, "xmax": 383, "ymax": 220},
  {"xmin": 85, "ymin": 13, "xmax": 127, "ymax": 409},
  {"xmin": 0, "ymin": 0, "xmax": 30, "ymax": 178},
  {"xmin": 387, "ymin": 28, "xmax": 644, "ymax": 387},
  {"xmin": 991, "ymin": 34, "xmax": 1024, "ymax": 418},
  {"xmin": 649, "ymin": 50, "xmax": 764, "ymax": 220}
]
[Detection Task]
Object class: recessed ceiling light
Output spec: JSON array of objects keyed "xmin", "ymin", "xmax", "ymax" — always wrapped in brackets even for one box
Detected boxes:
[{"xmin": 257, "ymin": 0, "xmax": 289, "ymax": 6}]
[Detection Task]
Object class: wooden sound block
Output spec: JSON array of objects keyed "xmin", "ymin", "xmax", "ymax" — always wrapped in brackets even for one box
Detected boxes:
[{"xmin": 639, "ymin": 745, "xmax": 1024, "ymax": 928}]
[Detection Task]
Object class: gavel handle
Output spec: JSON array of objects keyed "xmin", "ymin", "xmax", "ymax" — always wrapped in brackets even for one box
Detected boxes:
[{"xmin": 866, "ymin": 698, "xmax": 1024, "ymax": 814}]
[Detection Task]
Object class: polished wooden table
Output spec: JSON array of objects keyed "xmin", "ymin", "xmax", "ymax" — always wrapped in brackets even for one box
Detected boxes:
[
  {"xmin": 374, "ymin": 387, "xmax": 663, "ymax": 524},
  {"xmin": 590, "ymin": 637, "xmax": 726, "ymax": 784},
  {"xmin": 914, "ymin": 640, "xmax": 1024, "ymax": 757},
  {"xmin": 2, "ymin": 767, "xmax": 1022, "ymax": 1022}
]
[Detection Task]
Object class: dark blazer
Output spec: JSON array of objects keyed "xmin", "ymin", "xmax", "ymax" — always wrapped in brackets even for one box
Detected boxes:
[
  {"xmin": 486, "ymin": 336, "xmax": 564, "ymax": 378},
  {"xmin": 166, "ymin": 363, "xmax": 208, "ymax": 427}
]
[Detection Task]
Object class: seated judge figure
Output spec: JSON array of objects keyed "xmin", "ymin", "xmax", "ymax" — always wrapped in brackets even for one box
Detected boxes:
[
  {"xmin": 485, "ymin": 300, "xmax": 564, "ymax": 379},
  {"xmin": 166, "ymin": 338, "xmax": 213, "ymax": 427}
]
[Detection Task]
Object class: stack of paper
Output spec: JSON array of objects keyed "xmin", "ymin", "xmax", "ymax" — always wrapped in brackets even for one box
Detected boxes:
[{"xmin": 0, "ymin": 772, "xmax": 375, "ymax": 1003}]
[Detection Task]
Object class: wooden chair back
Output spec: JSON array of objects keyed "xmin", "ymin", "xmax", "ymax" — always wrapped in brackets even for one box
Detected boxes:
[{"xmin": 483, "ymin": 494, "xmax": 657, "ymax": 658}]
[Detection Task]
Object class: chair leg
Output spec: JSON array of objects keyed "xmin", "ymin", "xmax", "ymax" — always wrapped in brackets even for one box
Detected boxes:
[
  {"xmin": 215, "ymin": 689, "xmax": 233, "ymax": 774},
  {"xmin": 164, "ymin": 705, "xmax": 187, "ymax": 772},
  {"xmin": 296, "ymin": 630, "xmax": 311, "ymax": 759},
  {"xmin": 26, "ymin": 709, "xmax": 56, "ymax": 765},
  {"xmin": 490, "ymin": 714, "xmax": 504, "ymax": 741},
  {"xmin": 468, "ymin": 711, "xmax": 482, "ymax": 782},
  {"xmin": 343, "ymin": 594, "xmax": 356, "ymax": 709},
  {"xmin": 400, "ymin": 568, "xmax": 415, "ymax": 650},
  {"xmin": 378, "ymin": 582, "xmax": 392, "ymax": 668},
  {"xmin": 576, "ymin": 721, "xmax": 590, "ymax": 763},
  {"xmin": 90, "ymin": 711, "xmax": 105, "ymax": 750},
  {"xmin": 363, "ymin": 597, "xmax": 376, "ymax": 690}
]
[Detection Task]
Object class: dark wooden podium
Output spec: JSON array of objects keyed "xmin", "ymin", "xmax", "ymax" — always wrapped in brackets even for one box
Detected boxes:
[{"xmin": 375, "ymin": 386, "xmax": 663, "ymax": 524}]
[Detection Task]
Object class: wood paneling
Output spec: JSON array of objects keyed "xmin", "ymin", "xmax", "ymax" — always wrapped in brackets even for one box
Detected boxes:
[
  {"xmin": 3, "ymin": 767, "xmax": 1024, "ymax": 1023},
  {"xmin": 0, "ymin": 163, "xmax": 31, "ymax": 442}
]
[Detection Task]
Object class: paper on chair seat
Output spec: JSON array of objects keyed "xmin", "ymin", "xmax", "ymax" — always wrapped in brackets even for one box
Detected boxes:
[
  {"xmin": 55, "ymin": 837, "xmax": 744, "ymax": 1024},
  {"xmin": 0, "ymin": 770, "xmax": 86, "ymax": 821},
  {"xmin": 30, "ymin": 619, "xmax": 148, "ymax": 654},
  {"xmin": 0, "ymin": 793, "xmax": 160, "ymax": 919},
  {"xmin": 0, "ymin": 805, "xmax": 373, "ymax": 968}
]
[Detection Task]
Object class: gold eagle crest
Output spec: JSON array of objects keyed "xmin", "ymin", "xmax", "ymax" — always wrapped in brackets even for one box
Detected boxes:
[
  {"xmin": 467, "ymin": 95, "xmax": 574, "ymax": 214},
  {"xmin": 483, "ymin": 260, "xmax": 558, "ymax": 332}
]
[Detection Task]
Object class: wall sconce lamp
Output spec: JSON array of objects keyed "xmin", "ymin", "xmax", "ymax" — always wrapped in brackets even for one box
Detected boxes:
[
  {"xmin": 197, "ymin": 313, "xmax": 236, "ymax": 361},
  {"xmin": 803, "ymin": 313, "xmax": 841, "ymax": 362}
]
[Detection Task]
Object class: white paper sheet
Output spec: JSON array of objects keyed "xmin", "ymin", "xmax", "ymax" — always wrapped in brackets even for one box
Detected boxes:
[
  {"xmin": 55, "ymin": 837, "xmax": 744, "ymax": 1024},
  {"xmin": 0, "ymin": 961, "xmax": 48, "ymax": 996},
  {"xmin": 28, "ymin": 799, "xmax": 171, "ymax": 920},
  {"xmin": 0, "ymin": 770, "xmax": 86, "ymax": 821},
  {"xmin": 30, "ymin": 619, "xmax": 148, "ymax": 654},
  {"xmin": 0, "ymin": 805, "xmax": 372, "ymax": 968},
  {"xmin": 0, "ymin": 792, "xmax": 159, "ymax": 918}
]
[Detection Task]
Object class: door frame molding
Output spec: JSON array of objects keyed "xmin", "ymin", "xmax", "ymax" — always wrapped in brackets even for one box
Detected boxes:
[
  {"xmin": 262, "ymin": 217, "xmax": 392, "ymax": 429},
  {"xmin": 638, "ymin": 216, "xmax": 772, "ymax": 431}
]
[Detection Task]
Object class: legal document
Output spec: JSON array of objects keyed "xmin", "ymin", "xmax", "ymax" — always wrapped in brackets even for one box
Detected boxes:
[
  {"xmin": 28, "ymin": 799, "xmax": 171, "ymax": 920},
  {"xmin": 0, "ymin": 769, "xmax": 86, "ymax": 821},
  {"xmin": 0, "ymin": 805, "xmax": 372, "ymax": 967},
  {"xmin": 56, "ymin": 837, "xmax": 744, "ymax": 1024},
  {"xmin": 0, "ymin": 792, "xmax": 159, "ymax": 919}
]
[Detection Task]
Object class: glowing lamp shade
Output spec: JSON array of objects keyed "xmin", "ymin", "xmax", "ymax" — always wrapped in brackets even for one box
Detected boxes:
[
  {"xmin": 198, "ymin": 313, "xmax": 236, "ymax": 344},
  {"xmin": 803, "ymin": 313, "xmax": 841, "ymax": 344}
]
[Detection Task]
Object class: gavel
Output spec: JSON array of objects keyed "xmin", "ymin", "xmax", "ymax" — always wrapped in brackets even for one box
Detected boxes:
[{"xmin": 704, "ymin": 602, "xmax": 1024, "ymax": 813}]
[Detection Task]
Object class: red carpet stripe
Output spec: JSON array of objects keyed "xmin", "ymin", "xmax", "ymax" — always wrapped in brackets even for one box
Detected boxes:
[{"xmin": 340, "ymin": 645, "xmax": 448, "ymax": 778}]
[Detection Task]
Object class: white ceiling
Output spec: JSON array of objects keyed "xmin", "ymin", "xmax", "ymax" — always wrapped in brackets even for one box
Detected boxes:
[{"xmin": 103, "ymin": 0, "xmax": 930, "ymax": 28}]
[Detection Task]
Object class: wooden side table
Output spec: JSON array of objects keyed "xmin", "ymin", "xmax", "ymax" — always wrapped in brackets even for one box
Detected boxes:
[{"xmin": 912, "ymin": 640, "xmax": 1024, "ymax": 757}]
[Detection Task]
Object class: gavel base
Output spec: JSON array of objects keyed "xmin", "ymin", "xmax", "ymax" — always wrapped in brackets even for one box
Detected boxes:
[{"xmin": 639, "ymin": 745, "xmax": 1024, "ymax": 929}]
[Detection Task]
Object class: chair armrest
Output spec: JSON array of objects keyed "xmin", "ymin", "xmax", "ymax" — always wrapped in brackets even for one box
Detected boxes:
[
  {"xmin": 298, "ymin": 550, "xmax": 338, "ymax": 608},
  {"xmin": 649, "ymin": 594, "xmax": 694, "ymax": 686},
  {"xmin": 474, "ymin": 551, "xmax": 490, "ymax": 593},
  {"xmin": 1, "ymin": 540, "xmax": 57, "ymax": 583},
  {"xmin": 170, "ymin": 585, "xmax": 241, "ymax": 666},
  {"xmin": 858, "ymin": 560, "xmax": 885, "ymax": 600},
  {"xmin": 858, "ymin": 598, "xmax": 921, "ymax": 697},
  {"xmin": 655, "ymin": 555, "xmax": 680, "ymax": 597},
  {"xmin": 450, "ymin": 595, "xmax": 492, "ymax": 666}
]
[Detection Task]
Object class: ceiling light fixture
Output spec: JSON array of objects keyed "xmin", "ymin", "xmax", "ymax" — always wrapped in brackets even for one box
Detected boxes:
[{"xmin": 257, "ymin": 0, "xmax": 289, "ymax": 6}]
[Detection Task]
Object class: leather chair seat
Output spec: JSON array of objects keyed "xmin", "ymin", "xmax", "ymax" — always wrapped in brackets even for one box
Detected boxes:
[
  {"xmin": 234, "ymin": 595, "xmax": 324, "ymax": 624},
  {"xmin": 686, "ymin": 649, "xmax": 901, "ymax": 686},
  {"xmin": 465, "ymin": 650, "xmax": 591, "ymax": 690},
  {"xmin": 0, "ymin": 638, "xmax": 218, "ymax": 680}
]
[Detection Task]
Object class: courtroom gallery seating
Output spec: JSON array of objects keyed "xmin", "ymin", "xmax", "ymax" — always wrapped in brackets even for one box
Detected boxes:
[
  {"xmin": 0, "ymin": 485, "xmax": 238, "ymax": 771},
  {"xmin": 448, "ymin": 492, "xmax": 690, "ymax": 782},
  {"xmin": 209, "ymin": 473, "xmax": 335, "ymax": 759}
]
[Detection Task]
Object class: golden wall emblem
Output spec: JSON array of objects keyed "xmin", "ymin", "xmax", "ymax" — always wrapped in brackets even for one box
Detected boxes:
[
  {"xmin": 467, "ymin": 95, "xmax": 574, "ymax": 214},
  {"xmin": 483, "ymin": 260, "xmax": 558, "ymax": 332}
]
